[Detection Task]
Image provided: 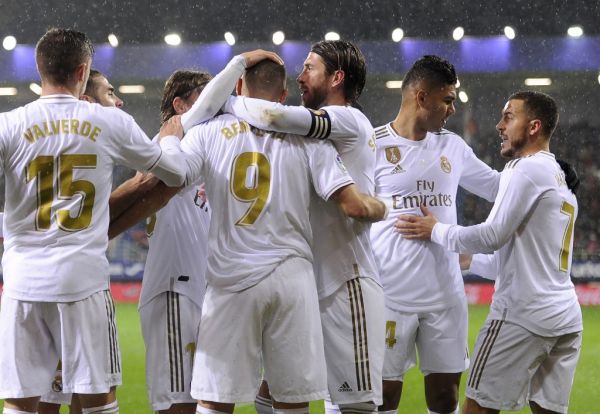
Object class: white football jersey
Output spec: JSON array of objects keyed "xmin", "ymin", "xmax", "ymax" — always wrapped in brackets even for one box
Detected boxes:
[
  {"xmin": 140, "ymin": 139, "xmax": 211, "ymax": 309},
  {"xmin": 164, "ymin": 113, "xmax": 354, "ymax": 292},
  {"xmin": 223, "ymin": 97, "xmax": 381, "ymax": 298},
  {"xmin": 370, "ymin": 123, "xmax": 499, "ymax": 312},
  {"xmin": 0, "ymin": 95, "xmax": 184, "ymax": 302},
  {"xmin": 433, "ymin": 151, "xmax": 582, "ymax": 336}
]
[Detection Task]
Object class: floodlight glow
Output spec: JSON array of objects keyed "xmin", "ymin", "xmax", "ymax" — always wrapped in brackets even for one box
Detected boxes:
[
  {"xmin": 452, "ymin": 26, "xmax": 464, "ymax": 41},
  {"xmin": 164, "ymin": 33, "xmax": 181, "ymax": 46},
  {"xmin": 118, "ymin": 85, "xmax": 145, "ymax": 94},
  {"xmin": 2, "ymin": 36, "xmax": 16, "ymax": 51},
  {"xmin": 272, "ymin": 31, "xmax": 285, "ymax": 45},
  {"xmin": 524, "ymin": 78, "xmax": 552, "ymax": 86},
  {"xmin": 567, "ymin": 26, "xmax": 583, "ymax": 38},
  {"xmin": 325, "ymin": 32, "xmax": 340, "ymax": 41},
  {"xmin": 504, "ymin": 26, "xmax": 516, "ymax": 40},
  {"xmin": 0, "ymin": 87, "xmax": 17, "ymax": 96},
  {"xmin": 29, "ymin": 83, "xmax": 42, "ymax": 95},
  {"xmin": 391, "ymin": 28, "xmax": 404, "ymax": 42},
  {"xmin": 224, "ymin": 32, "xmax": 236, "ymax": 46},
  {"xmin": 455, "ymin": 79, "xmax": 461, "ymax": 88},
  {"xmin": 597, "ymin": 73, "xmax": 600, "ymax": 85},
  {"xmin": 385, "ymin": 81, "xmax": 403, "ymax": 89},
  {"xmin": 108, "ymin": 34, "xmax": 119, "ymax": 47},
  {"xmin": 459, "ymin": 91, "xmax": 469, "ymax": 103}
]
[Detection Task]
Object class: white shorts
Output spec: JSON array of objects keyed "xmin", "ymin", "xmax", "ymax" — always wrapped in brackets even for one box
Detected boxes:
[
  {"xmin": 382, "ymin": 298, "xmax": 469, "ymax": 380},
  {"xmin": 466, "ymin": 319, "xmax": 582, "ymax": 413},
  {"xmin": 191, "ymin": 257, "xmax": 327, "ymax": 404},
  {"xmin": 319, "ymin": 277, "xmax": 385, "ymax": 405},
  {"xmin": 140, "ymin": 291, "xmax": 202, "ymax": 411},
  {"xmin": 0, "ymin": 290, "xmax": 122, "ymax": 398},
  {"xmin": 39, "ymin": 367, "xmax": 73, "ymax": 405}
]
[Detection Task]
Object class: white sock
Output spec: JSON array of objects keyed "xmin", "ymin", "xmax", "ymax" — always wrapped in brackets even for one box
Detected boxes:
[
  {"xmin": 324, "ymin": 399, "xmax": 342, "ymax": 414},
  {"xmin": 427, "ymin": 405, "xmax": 459, "ymax": 414},
  {"xmin": 3, "ymin": 408, "xmax": 36, "ymax": 414},
  {"xmin": 378, "ymin": 410, "xmax": 397, "ymax": 414},
  {"xmin": 338, "ymin": 402, "xmax": 377, "ymax": 414},
  {"xmin": 272, "ymin": 407, "xmax": 309, "ymax": 414},
  {"xmin": 81, "ymin": 400, "xmax": 119, "ymax": 414},
  {"xmin": 195, "ymin": 406, "xmax": 231, "ymax": 414},
  {"xmin": 255, "ymin": 395, "xmax": 273, "ymax": 414}
]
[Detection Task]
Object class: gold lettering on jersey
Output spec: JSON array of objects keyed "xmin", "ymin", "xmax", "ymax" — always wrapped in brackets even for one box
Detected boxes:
[
  {"xmin": 22, "ymin": 119, "xmax": 102, "ymax": 144},
  {"xmin": 440, "ymin": 155, "xmax": 452, "ymax": 173},
  {"xmin": 221, "ymin": 120, "xmax": 251, "ymax": 140},
  {"xmin": 385, "ymin": 146, "xmax": 401, "ymax": 164}
]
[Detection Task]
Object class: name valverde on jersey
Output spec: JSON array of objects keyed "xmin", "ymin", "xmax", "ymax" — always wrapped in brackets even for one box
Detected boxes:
[{"xmin": 0, "ymin": 95, "xmax": 185, "ymax": 302}]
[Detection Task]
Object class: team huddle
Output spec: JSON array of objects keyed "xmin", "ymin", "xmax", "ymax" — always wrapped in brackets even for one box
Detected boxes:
[{"xmin": 0, "ymin": 28, "xmax": 582, "ymax": 414}]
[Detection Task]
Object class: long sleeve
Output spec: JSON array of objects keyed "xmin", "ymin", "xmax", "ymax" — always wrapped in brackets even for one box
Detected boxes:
[
  {"xmin": 469, "ymin": 254, "xmax": 498, "ymax": 280},
  {"xmin": 459, "ymin": 144, "xmax": 500, "ymax": 202},
  {"xmin": 431, "ymin": 168, "xmax": 541, "ymax": 254},
  {"xmin": 180, "ymin": 55, "xmax": 246, "ymax": 132}
]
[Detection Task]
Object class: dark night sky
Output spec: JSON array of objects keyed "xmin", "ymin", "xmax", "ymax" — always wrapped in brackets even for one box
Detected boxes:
[{"xmin": 1, "ymin": 0, "xmax": 599, "ymax": 45}]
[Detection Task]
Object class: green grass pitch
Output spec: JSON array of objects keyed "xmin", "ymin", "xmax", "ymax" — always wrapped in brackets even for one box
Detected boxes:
[{"xmin": 2, "ymin": 304, "xmax": 599, "ymax": 413}]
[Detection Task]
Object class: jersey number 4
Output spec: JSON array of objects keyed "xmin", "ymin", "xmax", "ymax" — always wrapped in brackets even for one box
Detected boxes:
[
  {"xmin": 26, "ymin": 154, "xmax": 96, "ymax": 232},
  {"xmin": 230, "ymin": 152, "xmax": 271, "ymax": 226}
]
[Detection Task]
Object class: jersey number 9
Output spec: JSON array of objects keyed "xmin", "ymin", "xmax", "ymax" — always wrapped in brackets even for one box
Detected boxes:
[{"xmin": 230, "ymin": 152, "xmax": 271, "ymax": 226}]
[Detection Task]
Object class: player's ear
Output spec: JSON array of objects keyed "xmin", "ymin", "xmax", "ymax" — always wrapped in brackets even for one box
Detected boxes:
[
  {"xmin": 172, "ymin": 96, "xmax": 187, "ymax": 115},
  {"xmin": 80, "ymin": 94, "xmax": 94, "ymax": 103},
  {"xmin": 279, "ymin": 87, "xmax": 288, "ymax": 104},
  {"xmin": 529, "ymin": 119, "xmax": 542, "ymax": 136},
  {"xmin": 416, "ymin": 88, "xmax": 427, "ymax": 108},
  {"xmin": 331, "ymin": 69, "xmax": 345, "ymax": 89}
]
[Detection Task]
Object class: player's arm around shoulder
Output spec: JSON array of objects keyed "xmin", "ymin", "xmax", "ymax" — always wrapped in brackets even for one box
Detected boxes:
[{"xmin": 457, "ymin": 134, "xmax": 500, "ymax": 201}]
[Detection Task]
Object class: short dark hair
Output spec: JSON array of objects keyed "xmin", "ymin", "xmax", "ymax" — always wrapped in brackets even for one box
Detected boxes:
[
  {"xmin": 35, "ymin": 28, "xmax": 94, "ymax": 85},
  {"xmin": 160, "ymin": 70, "xmax": 212, "ymax": 125},
  {"xmin": 402, "ymin": 55, "xmax": 457, "ymax": 91},
  {"xmin": 83, "ymin": 69, "xmax": 104, "ymax": 97},
  {"xmin": 310, "ymin": 40, "xmax": 366, "ymax": 104},
  {"xmin": 509, "ymin": 90, "xmax": 559, "ymax": 138},
  {"xmin": 244, "ymin": 60, "xmax": 286, "ymax": 96}
]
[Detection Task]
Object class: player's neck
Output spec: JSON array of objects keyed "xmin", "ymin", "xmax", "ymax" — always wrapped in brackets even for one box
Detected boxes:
[
  {"xmin": 322, "ymin": 89, "xmax": 347, "ymax": 107},
  {"xmin": 391, "ymin": 110, "xmax": 427, "ymax": 141},
  {"xmin": 41, "ymin": 82, "xmax": 81, "ymax": 98}
]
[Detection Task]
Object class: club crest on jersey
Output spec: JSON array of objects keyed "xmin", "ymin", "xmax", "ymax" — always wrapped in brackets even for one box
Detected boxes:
[
  {"xmin": 440, "ymin": 156, "xmax": 452, "ymax": 173},
  {"xmin": 385, "ymin": 146, "xmax": 401, "ymax": 164}
]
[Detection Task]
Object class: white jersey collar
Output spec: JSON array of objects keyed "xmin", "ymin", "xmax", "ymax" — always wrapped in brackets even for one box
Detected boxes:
[
  {"xmin": 386, "ymin": 122, "xmax": 430, "ymax": 147},
  {"xmin": 39, "ymin": 94, "xmax": 79, "ymax": 103}
]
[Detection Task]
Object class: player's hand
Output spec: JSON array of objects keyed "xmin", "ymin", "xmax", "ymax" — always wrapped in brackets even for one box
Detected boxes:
[
  {"xmin": 132, "ymin": 171, "xmax": 160, "ymax": 192},
  {"xmin": 159, "ymin": 115, "xmax": 184, "ymax": 140},
  {"xmin": 241, "ymin": 49, "xmax": 284, "ymax": 68},
  {"xmin": 394, "ymin": 205, "xmax": 438, "ymax": 240}
]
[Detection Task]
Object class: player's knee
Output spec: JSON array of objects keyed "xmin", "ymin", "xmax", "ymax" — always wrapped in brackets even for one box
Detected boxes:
[
  {"xmin": 80, "ymin": 400, "xmax": 119, "ymax": 414},
  {"xmin": 338, "ymin": 402, "xmax": 377, "ymax": 414}
]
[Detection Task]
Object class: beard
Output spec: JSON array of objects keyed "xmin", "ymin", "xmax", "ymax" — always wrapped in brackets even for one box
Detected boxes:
[{"xmin": 301, "ymin": 84, "xmax": 329, "ymax": 110}]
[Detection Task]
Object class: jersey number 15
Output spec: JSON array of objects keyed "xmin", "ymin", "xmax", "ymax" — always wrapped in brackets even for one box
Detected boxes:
[{"xmin": 26, "ymin": 154, "xmax": 97, "ymax": 232}]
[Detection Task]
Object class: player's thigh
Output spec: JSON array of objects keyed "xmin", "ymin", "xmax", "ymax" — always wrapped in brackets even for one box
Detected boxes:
[
  {"xmin": 191, "ymin": 281, "xmax": 264, "ymax": 403},
  {"xmin": 529, "ymin": 331, "xmax": 582, "ymax": 414},
  {"xmin": 416, "ymin": 298, "xmax": 469, "ymax": 375},
  {"xmin": 382, "ymin": 306, "xmax": 419, "ymax": 381},
  {"xmin": 466, "ymin": 319, "xmax": 552, "ymax": 412},
  {"xmin": 140, "ymin": 292, "xmax": 201, "ymax": 411},
  {"xmin": 262, "ymin": 257, "xmax": 327, "ymax": 403},
  {"xmin": 0, "ymin": 297, "xmax": 59, "ymax": 398},
  {"xmin": 319, "ymin": 277, "xmax": 385, "ymax": 405},
  {"xmin": 59, "ymin": 290, "xmax": 122, "ymax": 395}
]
